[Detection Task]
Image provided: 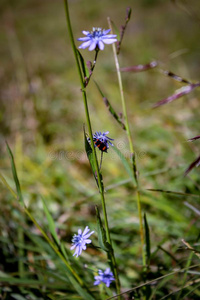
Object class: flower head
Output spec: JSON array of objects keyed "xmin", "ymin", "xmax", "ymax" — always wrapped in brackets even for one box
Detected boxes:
[
  {"xmin": 78, "ymin": 27, "xmax": 117, "ymax": 51},
  {"xmin": 94, "ymin": 268, "xmax": 115, "ymax": 287},
  {"xmin": 70, "ymin": 226, "xmax": 94, "ymax": 258},
  {"xmin": 88, "ymin": 131, "xmax": 114, "ymax": 153}
]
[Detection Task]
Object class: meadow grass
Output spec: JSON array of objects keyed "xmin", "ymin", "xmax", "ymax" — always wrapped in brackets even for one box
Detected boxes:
[{"xmin": 0, "ymin": 0, "xmax": 200, "ymax": 299}]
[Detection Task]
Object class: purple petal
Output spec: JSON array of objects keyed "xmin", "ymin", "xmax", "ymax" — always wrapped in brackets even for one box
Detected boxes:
[
  {"xmin": 79, "ymin": 41, "xmax": 92, "ymax": 49},
  {"xmin": 103, "ymin": 38, "xmax": 117, "ymax": 44},
  {"xmin": 77, "ymin": 37, "xmax": 90, "ymax": 41},
  {"xmin": 84, "ymin": 232, "xmax": 94, "ymax": 239},
  {"xmin": 82, "ymin": 226, "xmax": 89, "ymax": 235},
  {"xmin": 84, "ymin": 239, "xmax": 92, "ymax": 244},
  {"xmin": 98, "ymin": 40, "xmax": 104, "ymax": 50},
  {"xmin": 103, "ymin": 29, "xmax": 111, "ymax": 35},
  {"xmin": 73, "ymin": 246, "xmax": 81, "ymax": 257},
  {"xmin": 82, "ymin": 31, "xmax": 90, "ymax": 35},
  {"xmin": 88, "ymin": 41, "xmax": 97, "ymax": 51},
  {"xmin": 102, "ymin": 34, "xmax": 117, "ymax": 39}
]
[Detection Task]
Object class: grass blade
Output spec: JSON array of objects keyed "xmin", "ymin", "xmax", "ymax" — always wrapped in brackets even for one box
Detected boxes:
[
  {"xmin": 161, "ymin": 70, "xmax": 191, "ymax": 84},
  {"xmin": 84, "ymin": 127, "xmax": 104, "ymax": 189},
  {"xmin": 121, "ymin": 61, "xmax": 158, "ymax": 72},
  {"xmin": 116, "ymin": 7, "xmax": 132, "ymax": 55},
  {"xmin": 42, "ymin": 197, "xmax": 60, "ymax": 246},
  {"xmin": 0, "ymin": 172, "xmax": 17, "ymax": 199},
  {"xmin": 153, "ymin": 83, "xmax": 200, "ymax": 108},
  {"xmin": 95, "ymin": 205, "xmax": 111, "ymax": 252},
  {"xmin": 94, "ymin": 81, "xmax": 126, "ymax": 130},
  {"xmin": 184, "ymin": 155, "xmax": 200, "ymax": 176},
  {"xmin": 144, "ymin": 213, "xmax": 151, "ymax": 268},
  {"xmin": 188, "ymin": 135, "xmax": 200, "ymax": 141},
  {"xmin": 6, "ymin": 142, "xmax": 24, "ymax": 205},
  {"xmin": 76, "ymin": 49, "xmax": 90, "ymax": 81},
  {"xmin": 147, "ymin": 188, "xmax": 200, "ymax": 199}
]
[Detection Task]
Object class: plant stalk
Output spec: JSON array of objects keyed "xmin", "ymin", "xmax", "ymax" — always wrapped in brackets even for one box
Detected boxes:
[
  {"xmin": 108, "ymin": 17, "xmax": 146, "ymax": 267},
  {"xmin": 64, "ymin": 1, "xmax": 121, "ymax": 296}
]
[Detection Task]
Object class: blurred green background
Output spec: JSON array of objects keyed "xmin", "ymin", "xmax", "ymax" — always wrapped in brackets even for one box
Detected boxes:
[{"xmin": 0, "ymin": 0, "xmax": 200, "ymax": 295}]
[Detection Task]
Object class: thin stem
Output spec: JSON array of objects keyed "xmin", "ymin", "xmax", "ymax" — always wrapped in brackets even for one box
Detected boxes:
[
  {"xmin": 108, "ymin": 17, "xmax": 146, "ymax": 267},
  {"xmin": 91, "ymin": 48, "xmax": 99, "ymax": 71},
  {"xmin": 99, "ymin": 151, "xmax": 103, "ymax": 170},
  {"xmin": 85, "ymin": 48, "xmax": 99, "ymax": 87},
  {"xmin": 64, "ymin": 1, "xmax": 121, "ymax": 297}
]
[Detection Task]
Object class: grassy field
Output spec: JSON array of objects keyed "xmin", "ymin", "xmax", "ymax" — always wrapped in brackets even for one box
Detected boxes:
[{"xmin": 0, "ymin": 0, "xmax": 200, "ymax": 299}]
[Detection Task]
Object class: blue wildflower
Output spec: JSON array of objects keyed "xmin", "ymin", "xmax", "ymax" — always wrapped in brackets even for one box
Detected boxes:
[
  {"xmin": 88, "ymin": 131, "xmax": 114, "ymax": 153},
  {"xmin": 78, "ymin": 27, "xmax": 117, "ymax": 51},
  {"xmin": 94, "ymin": 268, "xmax": 115, "ymax": 287},
  {"xmin": 70, "ymin": 226, "xmax": 94, "ymax": 258}
]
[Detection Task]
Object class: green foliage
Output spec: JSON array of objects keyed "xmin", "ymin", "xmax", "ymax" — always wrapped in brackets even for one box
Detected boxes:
[
  {"xmin": 6, "ymin": 142, "xmax": 24, "ymax": 206},
  {"xmin": 0, "ymin": 0, "xmax": 200, "ymax": 299},
  {"xmin": 77, "ymin": 49, "xmax": 90, "ymax": 81}
]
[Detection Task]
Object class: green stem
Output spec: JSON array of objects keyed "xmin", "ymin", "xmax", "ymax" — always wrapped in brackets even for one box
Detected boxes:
[
  {"xmin": 64, "ymin": 1, "xmax": 121, "ymax": 297},
  {"xmin": 99, "ymin": 151, "xmax": 103, "ymax": 170},
  {"xmin": 108, "ymin": 17, "xmax": 146, "ymax": 267}
]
